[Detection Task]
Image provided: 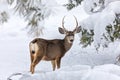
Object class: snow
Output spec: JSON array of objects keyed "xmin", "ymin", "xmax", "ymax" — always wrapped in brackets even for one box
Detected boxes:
[
  {"xmin": 9, "ymin": 64, "xmax": 120, "ymax": 80},
  {"xmin": 81, "ymin": 0, "xmax": 120, "ymax": 47},
  {"xmin": 0, "ymin": 0, "xmax": 120, "ymax": 80}
]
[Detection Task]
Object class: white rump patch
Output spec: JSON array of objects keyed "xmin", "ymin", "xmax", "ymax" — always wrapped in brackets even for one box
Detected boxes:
[{"xmin": 30, "ymin": 43, "xmax": 39, "ymax": 54}]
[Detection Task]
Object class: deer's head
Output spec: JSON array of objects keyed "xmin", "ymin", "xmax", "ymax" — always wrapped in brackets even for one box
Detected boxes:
[{"xmin": 59, "ymin": 16, "xmax": 81, "ymax": 43}]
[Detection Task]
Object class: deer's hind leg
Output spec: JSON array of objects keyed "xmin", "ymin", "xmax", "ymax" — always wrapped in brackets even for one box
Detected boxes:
[
  {"xmin": 30, "ymin": 52, "xmax": 34, "ymax": 72},
  {"xmin": 30, "ymin": 50, "xmax": 44, "ymax": 74}
]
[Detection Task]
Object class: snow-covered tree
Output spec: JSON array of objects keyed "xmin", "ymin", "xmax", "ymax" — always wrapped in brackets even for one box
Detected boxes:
[
  {"xmin": 7, "ymin": 0, "xmax": 60, "ymax": 37},
  {"xmin": 1, "ymin": 0, "xmax": 120, "ymax": 50},
  {"xmin": 0, "ymin": 0, "xmax": 9, "ymax": 24},
  {"xmin": 80, "ymin": 0, "xmax": 120, "ymax": 49},
  {"xmin": 0, "ymin": 11, "xmax": 9, "ymax": 24},
  {"xmin": 65, "ymin": 0, "xmax": 83, "ymax": 10}
]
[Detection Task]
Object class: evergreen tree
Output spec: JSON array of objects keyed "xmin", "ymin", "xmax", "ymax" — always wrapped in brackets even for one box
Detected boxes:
[
  {"xmin": 0, "ymin": 0, "xmax": 9, "ymax": 24},
  {"xmin": 80, "ymin": 28, "xmax": 94, "ymax": 47},
  {"xmin": 79, "ymin": 0, "xmax": 120, "ymax": 49},
  {"xmin": 65, "ymin": 0, "xmax": 83, "ymax": 10},
  {"xmin": 0, "ymin": 11, "xmax": 9, "ymax": 24},
  {"xmin": 104, "ymin": 14, "xmax": 120, "ymax": 42},
  {"xmin": 1, "ymin": 0, "xmax": 120, "ymax": 50},
  {"xmin": 80, "ymin": 13, "xmax": 120, "ymax": 49},
  {"xmin": 7, "ymin": 0, "xmax": 57, "ymax": 37}
]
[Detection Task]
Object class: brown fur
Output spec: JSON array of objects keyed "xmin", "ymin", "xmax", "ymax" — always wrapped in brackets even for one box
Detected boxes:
[
  {"xmin": 29, "ymin": 16, "xmax": 81, "ymax": 74},
  {"xmin": 29, "ymin": 37, "xmax": 73, "ymax": 74}
]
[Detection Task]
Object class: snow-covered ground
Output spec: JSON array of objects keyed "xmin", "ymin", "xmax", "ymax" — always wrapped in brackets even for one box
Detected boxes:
[{"xmin": 0, "ymin": 0, "xmax": 120, "ymax": 80}]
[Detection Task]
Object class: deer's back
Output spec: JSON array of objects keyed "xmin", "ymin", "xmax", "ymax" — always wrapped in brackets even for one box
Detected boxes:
[{"xmin": 30, "ymin": 38, "xmax": 66, "ymax": 60}]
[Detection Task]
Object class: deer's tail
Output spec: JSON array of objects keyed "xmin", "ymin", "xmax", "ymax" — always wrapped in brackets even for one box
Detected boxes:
[{"xmin": 29, "ymin": 39, "xmax": 39, "ymax": 54}]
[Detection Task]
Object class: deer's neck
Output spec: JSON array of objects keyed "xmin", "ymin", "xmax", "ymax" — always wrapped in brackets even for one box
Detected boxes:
[{"xmin": 63, "ymin": 37, "xmax": 73, "ymax": 52}]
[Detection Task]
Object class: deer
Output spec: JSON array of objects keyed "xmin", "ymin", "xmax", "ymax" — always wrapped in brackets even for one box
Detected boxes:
[{"xmin": 29, "ymin": 16, "xmax": 81, "ymax": 74}]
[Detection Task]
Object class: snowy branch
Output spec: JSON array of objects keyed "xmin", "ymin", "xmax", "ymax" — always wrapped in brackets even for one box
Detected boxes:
[{"xmin": 0, "ymin": 11, "xmax": 9, "ymax": 24}]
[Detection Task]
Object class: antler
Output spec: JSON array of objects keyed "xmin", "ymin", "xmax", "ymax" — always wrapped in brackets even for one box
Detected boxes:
[
  {"xmin": 74, "ymin": 16, "xmax": 78, "ymax": 29},
  {"xmin": 62, "ymin": 16, "xmax": 67, "ymax": 31},
  {"xmin": 62, "ymin": 16, "xmax": 78, "ymax": 31}
]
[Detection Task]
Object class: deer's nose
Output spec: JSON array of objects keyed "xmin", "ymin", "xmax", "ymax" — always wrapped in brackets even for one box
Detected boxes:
[{"xmin": 70, "ymin": 40, "xmax": 73, "ymax": 42}]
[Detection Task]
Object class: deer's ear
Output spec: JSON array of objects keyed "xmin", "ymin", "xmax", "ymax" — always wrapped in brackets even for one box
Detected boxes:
[
  {"xmin": 58, "ymin": 27, "xmax": 65, "ymax": 34},
  {"xmin": 74, "ymin": 26, "xmax": 81, "ymax": 33}
]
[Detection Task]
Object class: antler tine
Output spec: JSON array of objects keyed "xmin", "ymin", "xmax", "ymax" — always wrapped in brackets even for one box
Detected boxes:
[
  {"xmin": 73, "ymin": 16, "xmax": 78, "ymax": 29},
  {"xmin": 62, "ymin": 16, "xmax": 67, "ymax": 31}
]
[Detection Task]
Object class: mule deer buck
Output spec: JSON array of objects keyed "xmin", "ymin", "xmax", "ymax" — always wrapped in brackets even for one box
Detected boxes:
[{"xmin": 29, "ymin": 16, "xmax": 81, "ymax": 74}]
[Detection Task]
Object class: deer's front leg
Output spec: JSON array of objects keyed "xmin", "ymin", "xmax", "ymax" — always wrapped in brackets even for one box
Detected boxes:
[
  {"xmin": 56, "ymin": 57, "xmax": 61, "ymax": 69},
  {"xmin": 51, "ymin": 60, "xmax": 56, "ymax": 71}
]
